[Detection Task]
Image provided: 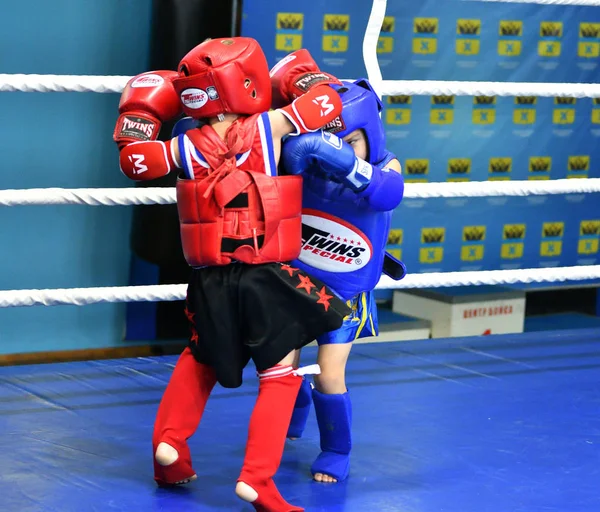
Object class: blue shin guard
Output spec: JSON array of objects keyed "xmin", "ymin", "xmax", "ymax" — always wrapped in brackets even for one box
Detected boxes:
[
  {"xmin": 287, "ymin": 378, "xmax": 313, "ymax": 439},
  {"xmin": 310, "ymin": 389, "xmax": 352, "ymax": 481}
]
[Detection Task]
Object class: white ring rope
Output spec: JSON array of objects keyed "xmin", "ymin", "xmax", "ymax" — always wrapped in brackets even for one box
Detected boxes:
[
  {"xmin": 0, "ymin": 187, "xmax": 177, "ymax": 207},
  {"xmin": 1, "ymin": 179, "xmax": 599, "ymax": 207},
  {"xmin": 0, "ymin": 74, "xmax": 131, "ymax": 93},
  {"xmin": 463, "ymin": 0, "xmax": 600, "ymax": 5},
  {"xmin": 2, "ymin": 74, "xmax": 600, "ymax": 98},
  {"xmin": 363, "ymin": 0, "xmax": 386, "ymax": 95},
  {"xmin": 1, "ymin": 266, "xmax": 599, "ymax": 308},
  {"xmin": 378, "ymin": 80, "xmax": 600, "ymax": 98}
]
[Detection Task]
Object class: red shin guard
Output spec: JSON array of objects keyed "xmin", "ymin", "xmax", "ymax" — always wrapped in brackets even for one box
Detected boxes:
[
  {"xmin": 152, "ymin": 347, "xmax": 217, "ymax": 485},
  {"xmin": 237, "ymin": 365, "xmax": 304, "ymax": 512}
]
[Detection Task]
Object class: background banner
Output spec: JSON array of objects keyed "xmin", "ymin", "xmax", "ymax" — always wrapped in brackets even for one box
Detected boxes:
[{"xmin": 241, "ymin": 0, "xmax": 600, "ymax": 274}]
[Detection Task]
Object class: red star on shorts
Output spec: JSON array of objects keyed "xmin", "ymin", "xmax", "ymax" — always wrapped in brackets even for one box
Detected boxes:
[
  {"xmin": 184, "ymin": 306, "xmax": 195, "ymax": 323},
  {"xmin": 315, "ymin": 286, "xmax": 333, "ymax": 311},
  {"xmin": 184, "ymin": 306, "xmax": 199, "ymax": 344},
  {"xmin": 296, "ymin": 275, "xmax": 316, "ymax": 294},
  {"xmin": 281, "ymin": 264, "xmax": 299, "ymax": 277}
]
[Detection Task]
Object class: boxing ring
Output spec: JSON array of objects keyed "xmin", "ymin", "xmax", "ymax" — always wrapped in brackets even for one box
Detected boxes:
[{"xmin": 1, "ymin": 0, "xmax": 600, "ymax": 510}]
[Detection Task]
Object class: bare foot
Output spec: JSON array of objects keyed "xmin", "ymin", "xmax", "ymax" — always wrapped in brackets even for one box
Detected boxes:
[{"xmin": 313, "ymin": 472, "xmax": 337, "ymax": 483}]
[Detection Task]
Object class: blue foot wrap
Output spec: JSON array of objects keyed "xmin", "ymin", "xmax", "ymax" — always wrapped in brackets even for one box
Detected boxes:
[
  {"xmin": 287, "ymin": 378, "xmax": 312, "ymax": 439},
  {"xmin": 310, "ymin": 389, "xmax": 352, "ymax": 481}
]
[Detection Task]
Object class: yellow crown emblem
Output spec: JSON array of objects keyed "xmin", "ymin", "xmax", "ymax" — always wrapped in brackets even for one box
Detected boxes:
[
  {"xmin": 278, "ymin": 15, "xmax": 303, "ymax": 30},
  {"xmin": 458, "ymin": 20, "xmax": 481, "ymax": 35},
  {"xmin": 448, "ymin": 159, "xmax": 471, "ymax": 174},
  {"xmin": 504, "ymin": 225, "xmax": 526, "ymax": 239},
  {"xmin": 543, "ymin": 223, "xmax": 564, "ymax": 237},
  {"xmin": 581, "ymin": 222, "xmax": 600, "ymax": 235},
  {"xmin": 500, "ymin": 21, "xmax": 522, "ymax": 36},
  {"xmin": 515, "ymin": 96, "xmax": 537, "ymax": 105},
  {"xmin": 422, "ymin": 229, "xmax": 445, "ymax": 243},
  {"xmin": 463, "ymin": 227, "xmax": 485, "ymax": 241},
  {"xmin": 474, "ymin": 96, "xmax": 496, "ymax": 105},
  {"xmin": 415, "ymin": 19, "xmax": 438, "ymax": 34},
  {"xmin": 541, "ymin": 23, "xmax": 562, "ymax": 37},
  {"xmin": 387, "ymin": 230, "xmax": 403, "ymax": 245},
  {"xmin": 555, "ymin": 97, "xmax": 576, "ymax": 105},
  {"xmin": 530, "ymin": 158, "xmax": 551, "ymax": 172},
  {"xmin": 489, "ymin": 158, "xmax": 512, "ymax": 173},
  {"xmin": 388, "ymin": 95, "xmax": 411, "ymax": 104},
  {"xmin": 432, "ymin": 95, "xmax": 455, "ymax": 105},
  {"xmin": 581, "ymin": 24, "xmax": 600, "ymax": 38},
  {"xmin": 381, "ymin": 17, "xmax": 395, "ymax": 33},
  {"xmin": 406, "ymin": 160, "xmax": 429, "ymax": 175},
  {"xmin": 568, "ymin": 156, "xmax": 590, "ymax": 171},
  {"xmin": 324, "ymin": 16, "xmax": 349, "ymax": 31}
]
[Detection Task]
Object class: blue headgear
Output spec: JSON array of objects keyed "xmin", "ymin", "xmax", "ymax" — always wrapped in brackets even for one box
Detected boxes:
[{"xmin": 326, "ymin": 78, "xmax": 386, "ymax": 165}]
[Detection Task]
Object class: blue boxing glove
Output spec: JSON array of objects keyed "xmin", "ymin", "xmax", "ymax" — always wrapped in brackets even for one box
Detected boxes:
[
  {"xmin": 282, "ymin": 131, "xmax": 373, "ymax": 192},
  {"xmin": 172, "ymin": 116, "xmax": 201, "ymax": 138}
]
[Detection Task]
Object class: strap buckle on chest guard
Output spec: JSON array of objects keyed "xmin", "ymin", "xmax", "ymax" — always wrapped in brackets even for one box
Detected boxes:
[{"xmin": 383, "ymin": 251, "xmax": 407, "ymax": 280}]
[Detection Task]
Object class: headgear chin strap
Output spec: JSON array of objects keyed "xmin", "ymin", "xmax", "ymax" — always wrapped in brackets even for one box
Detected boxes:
[
  {"xmin": 325, "ymin": 79, "xmax": 386, "ymax": 165},
  {"xmin": 173, "ymin": 37, "xmax": 272, "ymax": 120}
]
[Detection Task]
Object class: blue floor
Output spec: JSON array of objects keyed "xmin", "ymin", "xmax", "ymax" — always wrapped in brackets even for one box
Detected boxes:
[{"xmin": 1, "ymin": 329, "xmax": 599, "ymax": 511}]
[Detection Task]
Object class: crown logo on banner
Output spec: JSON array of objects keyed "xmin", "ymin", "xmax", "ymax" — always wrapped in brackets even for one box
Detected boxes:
[
  {"xmin": 581, "ymin": 222, "xmax": 600, "ymax": 235},
  {"xmin": 432, "ymin": 95, "xmax": 455, "ymax": 105},
  {"xmin": 449, "ymin": 160, "xmax": 471, "ymax": 174},
  {"xmin": 543, "ymin": 224, "xmax": 564, "ymax": 237},
  {"xmin": 504, "ymin": 225, "xmax": 526, "ymax": 239},
  {"xmin": 555, "ymin": 97, "xmax": 576, "ymax": 105},
  {"xmin": 325, "ymin": 17, "xmax": 349, "ymax": 31},
  {"xmin": 515, "ymin": 96, "xmax": 537, "ymax": 105},
  {"xmin": 422, "ymin": 229, "xmax": 445, "ymax": 243},
  {"xmin": 388, "ymin": 95, "xmax": 411, "ymax": 104},
  {"xmin": 415, "ymin": 19, "xmax": 438, "ymax": 34},
  {"xmin": 458, "ymin": 20, "xmax": 481, "ymax": 35},
  {"xmin": 500, "ymin": 22, "xmax": 522, "ymax": 36},
  {"xmin": 381, "ymin": 18, "xmax": 395, "ymax": 33},
  {"xmin": 490, "ymin": 158, "xmax": 512, "ymax": 173},
  {"xmin": 568, "ymin": 156, "xmax": 590, "ymax": 171},
  {"xmin": 474, "ymin": 96, "xmax": 496, "ymax": 105},
  {"xmin": 541, "ymin": 23, "xmax": 562, "ymax": 37},
  {"xmin": 581, "ymin": 24, "xmax": 600, "ymax": 38},
  {"xmin": 278, "ymin": 15, "xmax": 303, "ymax": 30},
  {"xmin": 530, "ymin": 158, "xmax": 551, "ymax": 172},
  {"xmin": 406, "ymin": 160, "xmax": 429, "ymax": 175},
  {"xmin": 463, "ymin": 227, "xmax": 485, "ymax": 241}
]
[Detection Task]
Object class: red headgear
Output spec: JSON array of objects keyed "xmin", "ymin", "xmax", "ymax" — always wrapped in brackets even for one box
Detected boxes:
[{"xmin": 173, "ymin": 37, "xmax": 272, "ymax": 119}]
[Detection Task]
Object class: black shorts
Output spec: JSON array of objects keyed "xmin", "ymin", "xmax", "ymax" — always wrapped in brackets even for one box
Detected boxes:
[{"xmin": 185, "ymin": 262, "xmax": 350, "ymax": 388}]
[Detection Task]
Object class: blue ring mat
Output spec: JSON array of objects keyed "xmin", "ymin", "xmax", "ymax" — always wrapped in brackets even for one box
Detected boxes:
[{"xmin": 1, "ymin": 328, "xmax": 599, "ymax": 511}]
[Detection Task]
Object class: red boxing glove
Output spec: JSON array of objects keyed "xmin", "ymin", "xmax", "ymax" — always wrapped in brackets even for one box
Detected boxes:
[
  {"xmin": 278, "ymin": 84, "xmax": 343, "ymax": 135},
  {"xmin": 269, "ymin": 49, "xmax": 342, "ymax": 108},
  {"xmin": 119, "ymin": 140, "xmax": 178, "ymax": 181},
  {"xmin": 113, "ymin": 71, "xmax": 182, "ymax": 150}
]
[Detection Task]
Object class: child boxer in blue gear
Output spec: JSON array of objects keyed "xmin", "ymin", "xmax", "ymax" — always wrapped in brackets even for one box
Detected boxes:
[{"xmin": 281, "ymin": 78, "xmax": 406, "ymax": 483}]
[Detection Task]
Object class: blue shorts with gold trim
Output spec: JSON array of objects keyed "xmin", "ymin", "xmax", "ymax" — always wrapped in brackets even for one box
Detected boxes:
[{"xmin": 316, "ymin": 291, "xmax": 378, "ymax": 345}]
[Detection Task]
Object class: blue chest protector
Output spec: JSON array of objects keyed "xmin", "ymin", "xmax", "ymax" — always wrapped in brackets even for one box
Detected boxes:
[{"xmin": 292, "ymin": 150, "xmax": 398, "ymax": 301}]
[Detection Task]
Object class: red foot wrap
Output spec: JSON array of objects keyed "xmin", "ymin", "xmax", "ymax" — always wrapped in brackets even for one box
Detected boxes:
[{"xmin": 177, "ymin": 171, "xmax": 302, "ymax": 266}]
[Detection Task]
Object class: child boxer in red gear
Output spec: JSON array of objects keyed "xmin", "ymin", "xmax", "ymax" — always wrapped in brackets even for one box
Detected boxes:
[{"xmin": 114, "ymin": 38, "xmax": 348, "ymax": 512}]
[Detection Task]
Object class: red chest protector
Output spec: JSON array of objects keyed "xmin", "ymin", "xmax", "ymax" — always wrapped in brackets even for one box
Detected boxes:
[{"xmin": 176, "ymin": 115, "xmax": 302, "ymax": 267}]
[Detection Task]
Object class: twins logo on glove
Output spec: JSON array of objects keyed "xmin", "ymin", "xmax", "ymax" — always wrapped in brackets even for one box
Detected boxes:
[{"xmin": 320, "ymin": 131, "xmax": 343, "ymax": 149}]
